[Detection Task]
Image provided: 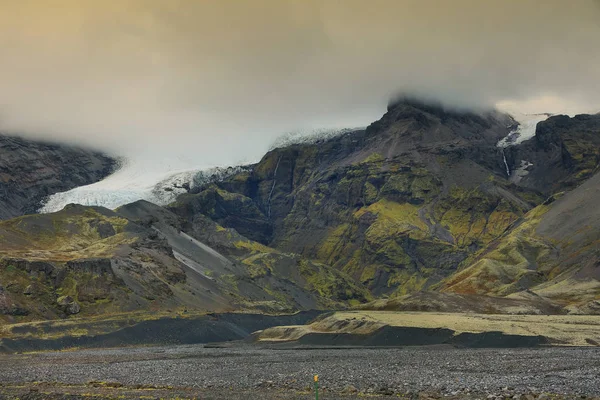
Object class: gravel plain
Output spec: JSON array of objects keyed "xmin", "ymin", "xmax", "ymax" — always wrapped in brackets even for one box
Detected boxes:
[{"xmin": 0, "ymin": 344, "xmax": 599, "ymax": 399}]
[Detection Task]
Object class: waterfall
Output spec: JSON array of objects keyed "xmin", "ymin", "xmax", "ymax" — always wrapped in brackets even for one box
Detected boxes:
[
  {"xmin": 495, "ymin": 113, "xmax": 550, "ymax": 180},
  {"xmin": 502, "ymin": 149, "xmax": 510, "ymax": 177},
  {"xmin": 267, "ymin": 156, "xmax": 282, "ymax": 218}
]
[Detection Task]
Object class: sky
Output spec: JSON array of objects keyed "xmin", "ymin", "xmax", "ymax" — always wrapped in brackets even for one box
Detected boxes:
[{"xmin": 0, "ymin": 0, "xmax": 599, "ymax": 168}]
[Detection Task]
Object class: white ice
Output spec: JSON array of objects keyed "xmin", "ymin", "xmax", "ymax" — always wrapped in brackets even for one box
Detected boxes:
[
  {"xmin": 39, "ymin": 127, "xmax": 353, "ymax": 214},
  {"xmin": 39, "ymin": 155, "xmax": 209, "ymax": 213},
  {"xmin": 497, "ymin": 113, "xmax": 551, "ymax": 148}
]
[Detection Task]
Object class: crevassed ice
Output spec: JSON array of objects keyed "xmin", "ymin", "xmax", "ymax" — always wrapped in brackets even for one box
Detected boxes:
[
  {"xmin": 40, "ymin": 126, "xmax": 352, "ymax": 213},
  {"xmin": 496, "ymin": 113, "xmax": 550, "ymax": 179},
  {"xmin": 39, "ymin": 157, "xmax": 208, "ymax": 213},
  {"xmin": 497, "ymin": 113, "xmax": 550, "ymax": 148}
]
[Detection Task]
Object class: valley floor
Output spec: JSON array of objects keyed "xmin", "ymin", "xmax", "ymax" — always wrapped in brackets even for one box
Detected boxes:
[{"xmin": 0, "ymin": 345, "xmax": 599, "ymax": 399}]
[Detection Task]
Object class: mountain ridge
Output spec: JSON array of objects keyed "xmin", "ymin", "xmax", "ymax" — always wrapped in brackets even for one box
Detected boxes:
[
  {"xmin": 0, "ymin": 133, "xmax": 116, "ymax": 219},
  {"xmin": 1, "ymin": 100, "xmax": 600, "ymax": 323}
]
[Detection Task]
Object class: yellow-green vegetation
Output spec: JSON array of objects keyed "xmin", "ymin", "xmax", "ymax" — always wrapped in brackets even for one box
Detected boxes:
[
  {"xmin": 434, "ymin": 187, "xmax": 522, "ymax": 247},
  {"xmin": 316, "ymin": 223, "xmax": 353, "ymax": 262},
  {"xmin": 441, "ymin": 204, "xmax": 552, "ymax": 295},
  {"xmin": 297, "ymin": 259, "xmax": 371, "ymax": 307},
  {"xmin": 387, "ymin": 270, "xmax": 432, "ymax": 295},
  {"xmin": 0, "ymin": 207, "xmax": 136, "ymax": 261},
  {"xmin": 358, "ymin": 152, "xmax": 385, "ymax": 164},
  {"xmin": 357, "ymin": 199, "xmax": 429, "ymax": 241},
  {"xmin": 233, "ymin": 240, "xmax": 273, "ymax": 254},
  {"xmin": 257, "ymin": 311, "xmax": 600, "ymax": 347}
]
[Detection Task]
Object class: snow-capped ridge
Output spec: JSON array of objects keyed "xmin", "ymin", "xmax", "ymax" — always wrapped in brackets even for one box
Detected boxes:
[{"xmin": 269, "ymin": 127, "xmax": 362, "ymax": 151}]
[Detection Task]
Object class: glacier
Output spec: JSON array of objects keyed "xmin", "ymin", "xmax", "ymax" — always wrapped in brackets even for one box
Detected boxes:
[
  {"xmin": 496, "ymin": 113, "xmax": 551, "ymax": 179},
  {"xmin": 39, "ymin": 127, "xmax": 353, "ymax": 213},
  {"xmin": 39, "ymin": 155, "xmax": 251, "ymax": 213},
  {"xmin": 497, "ymin": 113, "xmax": 551, "ymax": 148}
]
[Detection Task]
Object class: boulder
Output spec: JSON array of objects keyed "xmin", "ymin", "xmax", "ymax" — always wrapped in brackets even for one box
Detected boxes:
[{"xmin": 57, "ymin": 295, "xmax": 81, "ymax": 314}]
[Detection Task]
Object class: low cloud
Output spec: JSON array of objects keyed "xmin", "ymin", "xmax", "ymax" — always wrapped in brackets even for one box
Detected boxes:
[{"xmin": 0, "ymin": 0, "xmax": 599, "ymax": 166}]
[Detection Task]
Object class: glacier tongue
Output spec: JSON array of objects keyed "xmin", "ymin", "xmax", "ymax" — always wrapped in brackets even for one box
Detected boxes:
[
  {"xmin": 39, "ymin": 154, "xmax": 256, "ymax": 213},
  {"xmin": 495, "ymin": 113, "xmax": 550, "ymax": 179},
  {"xmin": 497, "ymin": 113, "xmax": 550, "ymax": 148},
  {"xmin": 39, "ymin": 157, "xmax": 208, "ymax": 213}
]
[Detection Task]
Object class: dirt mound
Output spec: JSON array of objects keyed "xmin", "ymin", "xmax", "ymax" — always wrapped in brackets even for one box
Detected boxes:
[
  {"xmin": 0, "ymin": 311, "xmax": 320, "ymax": 353},
  {"xmin": 358, "ymin": 291, "xmax": 565, "ymax": 314}
]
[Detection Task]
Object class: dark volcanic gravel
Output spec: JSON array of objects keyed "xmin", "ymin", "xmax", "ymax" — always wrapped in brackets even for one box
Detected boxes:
[{"xmin": 0, "ymin": 345, "xmax": 599, "ymax": 399}]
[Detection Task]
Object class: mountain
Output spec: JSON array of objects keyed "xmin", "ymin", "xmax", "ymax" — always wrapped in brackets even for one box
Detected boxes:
[
  {"xmin": 0, "ymin": 134, "xmax": 115, "ymax": 219},
  {"xmin": 0, "ymin": 200, "xmax": 367, "ymax": 322},
  {"xmin": 440, "ymin": 154, "xmax": 600, "ymax": 312},
  {"xmin": 174, "ymin": 99, "xmax": 542, "ymax": 296},
  {"xmin": 1, "ymin": 100, "xmax": 600, "ymax": 324},
  {"xmin": 506, "ymin": 113, "xmax": 600, "ymax": 194}
]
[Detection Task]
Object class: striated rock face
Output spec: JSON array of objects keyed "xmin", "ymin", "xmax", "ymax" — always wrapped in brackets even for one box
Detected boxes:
[{"xmin": 0, "ymin": 134, "xmax": 116, "ymax": 219}]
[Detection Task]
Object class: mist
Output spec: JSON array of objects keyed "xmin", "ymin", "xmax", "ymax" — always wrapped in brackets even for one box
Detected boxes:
[{"xmin": 1, "ymin": 0, "xmax": 599, "ymax": 168}]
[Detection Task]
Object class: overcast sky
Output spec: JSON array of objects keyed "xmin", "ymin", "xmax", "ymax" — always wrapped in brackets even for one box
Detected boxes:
[{"xmin": 0, "ymin": 0, "xmax": 599, "ymax": 167}]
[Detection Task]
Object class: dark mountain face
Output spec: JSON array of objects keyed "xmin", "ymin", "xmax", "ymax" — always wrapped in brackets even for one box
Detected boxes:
[
  {"xmin": 0, "ymin": 135, "xmax": 116, "ymax": 219},
  {"xmin": 506, "ymin": 113, "xmax": 600, "ymax": 194},
  {"xmin": 2, "ymin": 101, "xmax": 600, "ymax": 321},
  {"xmin": 170, "ymin": 101, "xmax": 544, "ymax": 296}
]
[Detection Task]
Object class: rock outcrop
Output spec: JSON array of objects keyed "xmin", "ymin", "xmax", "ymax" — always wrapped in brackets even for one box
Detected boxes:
[
  {"xmin": 0, "ymin": 134, "xmax": 116, "ymax": 219},
  {"xmin": 173, "ymin": 100, "xmax": 537, "ymax": 295}
]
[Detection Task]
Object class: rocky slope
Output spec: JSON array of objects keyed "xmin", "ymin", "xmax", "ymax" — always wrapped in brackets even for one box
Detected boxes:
[
  {"xmin": 2, "ymin": 100, "xmax": 600, "ymax": 322},
  {"xmin": 170, "ymin": 102, "xmax": 600, "ymax": 307},
  {"xmin": 0, "ymin": 134, "xmax": 116, "ymax": 219},
  {"xmin": 0, "ymin": 200, "xmax": 368, "ymax": 323},
  {"xmin": 174, "ymin": 100, "xmax": 541, "ymax": 296},
  {"xmin": 440, "ymin": 163, "xmax": 600, "ymax": 311}
]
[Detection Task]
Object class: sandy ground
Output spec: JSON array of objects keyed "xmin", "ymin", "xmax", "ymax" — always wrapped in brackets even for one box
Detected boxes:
[{"xmin": 259, "ymin": 311, "xmax": 600, "ymax": 346}]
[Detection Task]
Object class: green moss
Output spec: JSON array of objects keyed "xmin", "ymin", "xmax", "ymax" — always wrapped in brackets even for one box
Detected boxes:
[
  {"xmin": 359, "ymin": 152, "xmax": 384, "ymax": 164},
  {"xmin": 359, "ymin": 264, "xmax": 380, "ymax": 284},
  {"xmin": 434, "ymin": 187, "xmax": 522, "ymax": 248},
  {"xmin": 234, "ymin": 240, "xmax": 274, "ymax": 254},
  {"xmin": 388, "ymin": 270, "xmax": 430, "ymax": 295},
  {"xmin": 357, "ymin": 200, "xmax": 429, "ymax": 241},
  {"xmin": 380, "ymin": 174, "xmax": 411, "ymax": 196},
  {"xmin": 410, "ymin": 175, "xmax": 440, "ymax": 199},
  {"xmin": 298, "ymin": 259, "xmax": 370, "ymax": 305},
  {"xmin": 57, "ymin": 275, "xmax": 78, "ymax": 298},
  {"xmin": 215, "ymin": 187, "xmax": 246, "ymax": 202},
  {"xmin": 440, "ymin": 204, "xmax": 552, "ymax": 295},
  {"xmin": 254, "ymin": 152, "xmax": 280, "ymax": 179},
  {"xmin": 241, "ymin": 253, "xmax": 274, "ymax": 278},
  {"xmin": 317, "ymin": 224, "xmax": 351, "ymax": 261}
]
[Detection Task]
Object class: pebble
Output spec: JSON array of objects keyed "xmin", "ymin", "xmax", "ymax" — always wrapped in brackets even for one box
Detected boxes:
[{"xmin": 0, "ymin": 346, "xmax": 598, "ymax": 398}]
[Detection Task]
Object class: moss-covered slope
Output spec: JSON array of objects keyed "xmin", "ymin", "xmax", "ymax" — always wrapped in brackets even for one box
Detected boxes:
[
  {"xmin": 440, "ymin": 167, "xmax": 600, "ymax": 311},
  {"xmin": 173, "ymin": 100, "xmax": 540, "ymax": 296}
]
